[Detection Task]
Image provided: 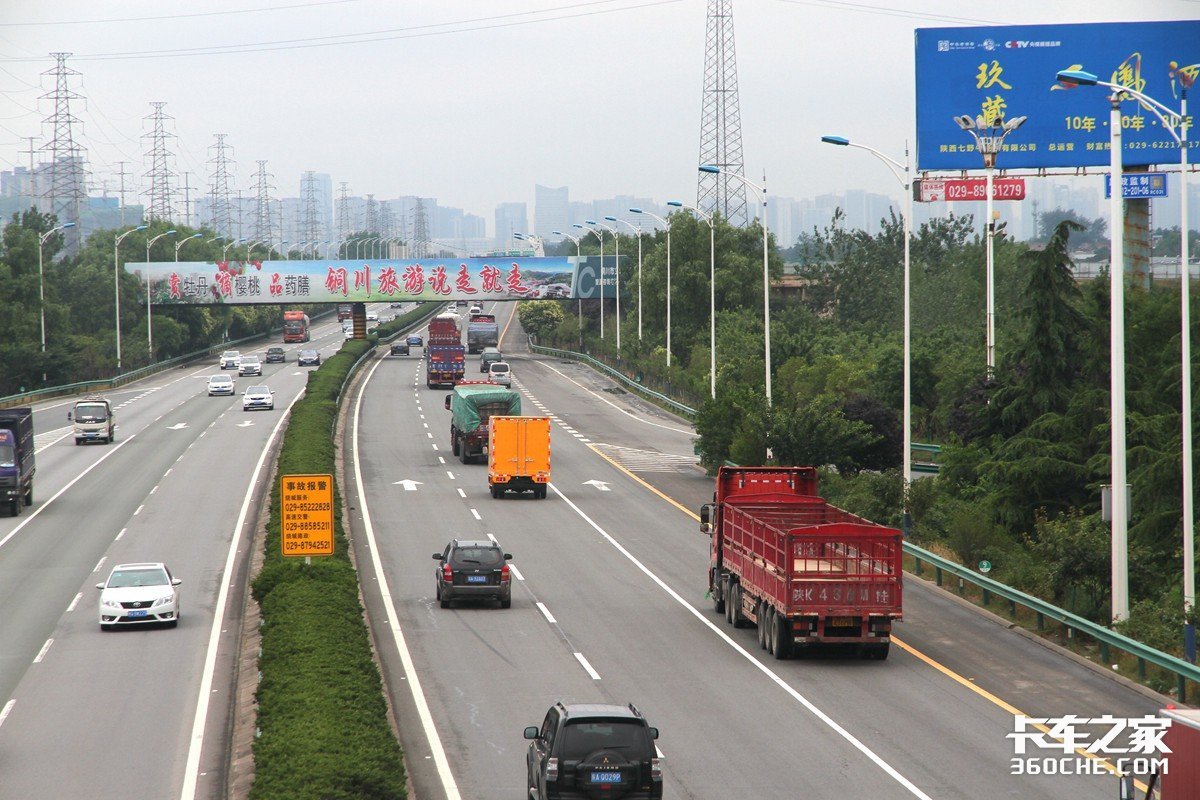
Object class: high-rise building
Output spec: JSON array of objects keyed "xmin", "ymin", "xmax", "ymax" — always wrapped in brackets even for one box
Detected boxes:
[
  {"xmin": 495, "ymin": 202, "xmax": 528, "ymax": 244},
  {"xmin": 535, "ymin": 185, "xmax": 569, "ymax": 239}
]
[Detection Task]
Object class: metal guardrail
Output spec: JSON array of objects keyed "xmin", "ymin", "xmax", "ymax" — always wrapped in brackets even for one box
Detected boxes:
[
  {"xmin": 532, "ymin": 340, "xmax": 1200, "ymax": 702},
  {"xmin": 527, "ymin": 341, "xmax": 697, "ymax": 419}
]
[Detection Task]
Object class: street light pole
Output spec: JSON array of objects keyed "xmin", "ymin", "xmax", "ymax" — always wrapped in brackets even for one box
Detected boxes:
[
  {"xmin": 700, "ymin": 166, "xmax": 772, "ymax": 407},
  {"xmin": 576, "ymin": 223, "xmax": 605, "ymax": 340},
  {"xmin": 115, "ymin": 224, "xmax": 149, "ymax": 373},
  {"xmin": 554, "ymin": 230, "xmax": 584, "ymax": 349},
  {"xmin": 590, "ymin": 220, "xmax": 620, "ymax": 350},
  {"xmin": 146, "ymin": 229, "xmax": 178, "ymax": 361},
  {"xmin": 222, "ymin": 238, "xmax": 245, "ymax": 262},
  {"xmin": 37, "ymin": 222, "xmax": 76, "ymax": 377},
  {"xmin": 609, "ymin": 216, "xmax": 643, "ymax": 340},
  {"xmin": 822, "ymin": 135, "xmax": 913, "ymax": 533},
  {"xmin": 630, "ymin": 208, "xmax": 673, "ymax": 368}
]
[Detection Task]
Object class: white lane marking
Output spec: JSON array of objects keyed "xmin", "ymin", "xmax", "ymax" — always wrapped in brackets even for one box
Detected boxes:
[
  {"xmin": 471, "ymin": 509, "xmax": 481, "ymax": 521},
  {"xmin": 438, "ymin": 456, "xmax": 446, "ymax": 464},
  {"xmin": 432, "ymin": 444, "xmax": 439, "ymax": 451},
  {"xmin": 536, "ymin": 602, "xmax": 557, "ymax": 624},
  {"xmin": 33, "ymin": 639, "xmax": 53, "ymax": 664},
  {"xmin": 580, "ymin": 439, "xmax": 591, "ymax": 443},
  {"xmin": 536, "ymin": 359, "xmax": 693, "ymax": 434},
  {"xmin": 150, "ymin": 485, "xmax": 159, "ymax": 494},
  {"xmin": 0, "ymin": 700, "xmax": 15, "ymax": 729},
  {"xmin": 115, "ymin": 527, "xmax": 126, "ymax": 541},
  {"xmin": 34, "ymin": 427, "xmax": 74, "ymax": 453},
  {"xmin": 179, "ymin": 387, "xmax": 303, "ymax": 800},
  {"xmin": 656, "ymin": 745, "xmax": 665, "ymax": 759},
  {"xmin": 426, "ymin": 432, "xmax": 433, "ymax": 438},
  {"xmin": 92, "ymin": 557, "xmax": 106, "ymax": 573},
  {"xmin": 351, "ymin": 357, "xmax": 463, "ymax": 800},
  {"xmin": 134, "ymin": 504, "xmax": 144, "ymax": 515},
  {"xmin": 486, "ymin": 533, "xmax": 497, "ymax": 543},
  {"xmin": 164, "ymin": 468, "xmax": 173, "ymax": 477},
  {"xmin": 67, "ymin": 592, "xmax": 82, "ymax": 613},
  {"xmin": 419, "ymin": 414, "xmax": 425, "ymax": 420},
  {"xmin": 509, "ymin": 564, "xmax": 524, "ymax": 581},
  {"xmin": 574, "ymin": 652, "xmax": 602, "ymax": 681},
  {"xmin": 446, "ymin": 471, "xmax": 455, "ymax": 480},
  {"xmin": 456, "ymin": 488, "xmax": 466, "ymax": 498},
  {"xmin": 548, "ymin": 483, "xmax": 933, "ymax": 800}
]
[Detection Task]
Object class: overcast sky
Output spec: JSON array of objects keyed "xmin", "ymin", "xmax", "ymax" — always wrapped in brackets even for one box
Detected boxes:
[{"xmin": 0, "ymin": 0, "xmax": 1194, "ymax": 222}]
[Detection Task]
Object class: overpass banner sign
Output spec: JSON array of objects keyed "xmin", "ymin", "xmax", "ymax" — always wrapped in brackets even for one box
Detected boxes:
[
  {"xmin": 126, "ymin": 256, "xmax": 583, "ymax": 305},
  {"xmin": 915, "ymin": 20, "xmax": 1200, "ymax": 171}
]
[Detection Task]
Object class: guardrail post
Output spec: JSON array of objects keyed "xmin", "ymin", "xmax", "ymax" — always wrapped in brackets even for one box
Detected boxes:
[
  {"xmin": 1100, "ymin": 642, "xmax": 1110, "ymax": 663},
  {"xmin": 1137, "ymin": 658, "xmax": 1146, "ymax": 680},
  {"xmin": 982, "ymin": 588, "xmax": 990, "ymax": 606},
  {"xmin": 1179, "ymin": 675, "xmax": 1187, "ymax": 704},
  {"xmin": 958, "ymin": 578, "xmax": 965, "ymax": 596},
  {"xmin": 914, "ymin": 558, "xmax": 923, "ymax": 577},
  {"xmin": 1036, "ymin": 611, "xmax": 1044, "ymax": 631},
  {"xmin": 1009, "ymin": 599, "xmax": 1017, "ymax": 617},
  {"xmin": 935, "ymin": 566, "xmax": 943, "ymax": 586}
]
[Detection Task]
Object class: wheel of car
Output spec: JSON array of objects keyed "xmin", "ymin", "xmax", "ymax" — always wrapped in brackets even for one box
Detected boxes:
[
  {"xmin": 439, "ymin": 594, "xmax": 451, "ymax": 609},
  {"xmin": 500, "ymin": 593, "xmax": 511, "ymax": 609},
  {"xmin": 100, "ymin": 623, "xmax": 113, "ymax": 632},
  {"xmin": 773, "ymin": 611, "xmax": 792, "ymax": 660},
  {"xmin": 75, "ymin": 438, "xmax": 82, "ymax": 446}
]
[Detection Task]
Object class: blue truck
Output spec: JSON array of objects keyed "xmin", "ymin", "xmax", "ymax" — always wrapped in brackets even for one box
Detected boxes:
[{"xmin": 0, "ymin": 407, "xmax": 35, "ymax": 516}]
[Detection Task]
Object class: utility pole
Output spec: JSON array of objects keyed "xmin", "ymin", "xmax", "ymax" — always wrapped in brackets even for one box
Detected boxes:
[
  {"xmin": 39, "ymin": 52, "xmax": 88, "ymax": 254},
  {"xmin": 180, "ymin": 171, "xmax": 192, "ymax": 228},
  {"xmin": 143, "ymin": 102, "xmax": 177, "ymax": 223}
]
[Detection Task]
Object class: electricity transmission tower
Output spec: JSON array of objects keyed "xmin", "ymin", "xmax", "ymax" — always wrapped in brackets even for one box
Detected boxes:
[
  {"xmin": 208, "ymin": 134, "xmax": 235, "ymax": 238},
  {"xmin": 365, "ymin": 194, "xmax": 378, "ymax": 235},
  {"xmin": 696, "ymin": 0, "xmax": 748, "ymax": 227},
  {"xmin": 143, "ymin": 102, "xmax": 177, "ymax": 223},
  {"xmin": 336, "ymin": 181, "xmax": 351, "ymax": 245},
  {"xmin": 39, "ymin": 52, "xmax": 88, "ymax": 253},
  {"xmin": 251, "ymin": 160, "xmax": 274, "ymax": 244},
  {"xmin": 412, "ymin": 198, "xmax": 430, "ymax": 258},
  {"xmin": 300, "ymin": 171, "xmax": 321, "ymax": 250}
]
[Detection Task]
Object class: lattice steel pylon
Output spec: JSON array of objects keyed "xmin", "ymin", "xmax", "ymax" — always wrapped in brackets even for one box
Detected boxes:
[
  {"xmin": 300, "ymin": 171, "xmax": 321, "ymax": 249},
  {"xmin": 379, "ymin": 201, "xmax": 395, "ymax": 239},
  {"xmin": 39, "ymin": 52, "xmax": 88, "ymax": 253},
  {"xmin": 696, "ymin": 0, "xmax": 748, "ymax": 227},
  {"xmin": 143, "ymin": 102, "xmax": 177, "ymax": 223},
  {"xmin": 208, "ymin": 134, "xmax": 236, "ymax": 238},
  {"xmin": 336, "ymin": 181, "xmax": 351, "ymax": 242},
  {"xmin": 250, "ymin": 160, "xmax": 274, "ymax": 244},
  {"xmin": 412, "ymin": 198, "xmax": 430, "ymax": 258},
  {"xmin": 364, "ymin": 194, "xmax": 378, "ymax": 235}
]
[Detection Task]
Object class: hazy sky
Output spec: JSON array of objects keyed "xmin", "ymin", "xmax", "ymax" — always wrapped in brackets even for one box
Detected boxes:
[{"xmin": 0, "ymin": 0, "xmax": 1194, "ymax": 221}]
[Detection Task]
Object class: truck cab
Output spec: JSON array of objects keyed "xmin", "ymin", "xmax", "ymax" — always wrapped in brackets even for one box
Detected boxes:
[{"xmin": 69, "ymin": 397, "xmax": 115, "ymax": 445}]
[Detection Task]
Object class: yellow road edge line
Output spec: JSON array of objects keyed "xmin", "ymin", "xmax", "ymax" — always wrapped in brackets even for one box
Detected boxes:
[
  {"xmin": 498, "ymin": 300, "xmax": 517, "ymax": 348},
  {"xmin": 585, "ymin": 439, "xmax": 1145, "ymax": 791}
]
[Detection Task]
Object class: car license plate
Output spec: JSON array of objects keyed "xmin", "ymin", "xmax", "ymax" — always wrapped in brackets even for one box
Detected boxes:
[
  {"xmin": 828, "ymin": 616, "xmax": 856, "ymax": 628},
  {"xmin": 127, "ymin": 610, "xmax": 149, "ymax": 618},
  {"xmin": 590, "ymin": 772, "xmax": 621, "ymax": 784},
  {"xmin": 466, "ymin": 575, "xmax": 487, "ymax": 584}
]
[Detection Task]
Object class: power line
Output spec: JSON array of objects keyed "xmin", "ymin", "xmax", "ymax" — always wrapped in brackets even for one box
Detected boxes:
[{"xmin": 0, "ymin": 0, "xmax": 366, "ymax": 27}]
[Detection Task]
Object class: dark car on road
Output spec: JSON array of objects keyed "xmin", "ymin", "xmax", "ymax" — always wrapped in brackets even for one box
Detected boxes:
[
  {"xmin": 390, "ymin": 340, "xmax": 409, "ymax": 356},
  {"xmin": 407, "ymin": 334, "xmax": 423, "ymax": 347},
  {"xmin": 433, "ymin": 539, "xmax": 512, "ymax": 609},
  {"xmin": 265, "ymin": 346, "xmax": 285, "ymax": 363},
  {"xmin": 524, "ymin": 703, "xmax": 662, "ymax": 800},
  {"xmin": 297, "ymin": 349, "xmax": 321, "ymax": 366}
]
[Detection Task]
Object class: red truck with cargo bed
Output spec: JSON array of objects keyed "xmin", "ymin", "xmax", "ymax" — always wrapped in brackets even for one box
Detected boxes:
[{"xmin": 701, "ymin": 466, "xmax": 902, "ymax": 660}]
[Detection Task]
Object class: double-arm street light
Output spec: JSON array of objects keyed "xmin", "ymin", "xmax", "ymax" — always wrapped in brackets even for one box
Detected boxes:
[
  {"xmin": 629, "ymin": 208, "xmax": 673, "ymax": 369},
  {"xmin": 113, "ymin": 224, "xmax": 149, "ymax": 373},
  {"xmin": 588, "ymin": 219, "xmax": 621, "ymax": 350},
  {"xmin": 277, "ymin": 239, "xmax": 290, "ymax": 260},
  {"xmin": 953, "ymin": 112, "xmax": 1027, "ymax": 377},
  {"xmin": 1057, "ymin": 67, "xmax": 1195, "ymax": 633},
  {"xmin": 38, "ymin": 221, "xmax": 76, "ymax": 373},
  {"xmin": 608, "ymin": 216, "xmax": 643, "ymax": 340},
  {"xmin": 699, "ymin": 165, "xmax": 772, "ymax": 407},
  {"xmin": 174, "ymin": 232, "xmax": 202, "ymax": 263},
  {"xmin": 574, "ymin": 223, "xmax": 606, "ymax": 340},
  {"xmin": 554, "ymin": 229, "xmax": 585, "ymax": 348},
  {"xmin": 667, "ymin": 201, "xmax": 716, "ymax": 395},
  {"xmin": 247, "ymin": 240, "xmax": 262, "ymax": 261},
  {"xmin": 145, "ymin": 229, "xmax": 178, "ymax": 361},
  {"xmin": 821, "ymin": 135, "xmax": 913, "ymax": 534}
]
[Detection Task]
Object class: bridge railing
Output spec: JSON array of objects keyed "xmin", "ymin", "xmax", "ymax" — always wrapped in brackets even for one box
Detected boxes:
[{"xmin": 528, "ymin": 340, "xmax": 1200, "ymax": 702}]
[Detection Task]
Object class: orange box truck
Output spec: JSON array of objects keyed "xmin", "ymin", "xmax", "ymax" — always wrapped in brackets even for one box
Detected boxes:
[{"xmin": 487, "ymin": 416, "xmax": 551, "ymax": 499}]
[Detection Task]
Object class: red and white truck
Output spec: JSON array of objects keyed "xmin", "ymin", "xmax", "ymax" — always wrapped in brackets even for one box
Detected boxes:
[
  {"xmin": 282, "ymin": 310, "xmax": 310, "ymax": 343},
  {"xmin": 700, "ymin": 466, "xmax": 903, "ymax": 659}
]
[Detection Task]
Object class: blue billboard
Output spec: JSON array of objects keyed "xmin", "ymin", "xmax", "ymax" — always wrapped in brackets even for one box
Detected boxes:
[{"xmin": 915, "ymin": 21, "xmax": 1200, "ymax": 171}]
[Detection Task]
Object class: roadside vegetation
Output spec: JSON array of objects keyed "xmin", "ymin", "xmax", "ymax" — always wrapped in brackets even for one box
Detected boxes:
[{"xmin": 533, "ymin": 209, "xmax": 1200, "ymax": 661}]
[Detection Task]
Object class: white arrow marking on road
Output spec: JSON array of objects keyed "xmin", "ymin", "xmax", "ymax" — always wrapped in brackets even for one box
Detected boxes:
[
  {"xmin": 393, "ymin": 479, "xmax": 423, "ymax": 491},
  {"xmin": 167, "ymin": 422, "xmax": 189, "ymax": 430},
  {"xmin": 236, "ymin": 421, "xmax": 255, "ymax": 427},
  {"xmin": 293, "ymin": 371, "xmax": 304, "ymax": 375},
  {"xmin": 583, "ymin": 480, "xmax": 611, "ymax": 492}
]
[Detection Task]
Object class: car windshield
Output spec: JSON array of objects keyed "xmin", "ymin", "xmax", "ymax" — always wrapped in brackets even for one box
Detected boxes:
[
  {"xmin": 223, "ymin": 351, "xmax": 239, "ymax": 358},
  {"xmin": 242, "ymin": 357, "xmax": 259, "ymax": 364},
  {"xmin": 210, "ymin": 377, "xmax": 231, "ymax": 385},
  {"xmin": 300, "ymin": 351, "xmax": 316, "ymax": 357},
  {"xmin": 74, "ymin": 403, "xmax": 109, "ymax": 421},
  {"xmin": 248, "ymin": 386, "xmax": 270, "ymax": 394},
  {"xmin": 559, "ymin": 721, "xmax": 649, "ymax": 759},
  {"xmin": 451, "ymin": 547, "xmax": 502, "ymax": 567},
  {"xmin": 108, "ymin": 567, "xmax": 169, "ymax": 588},
  {"xmin": 268, "ymin": 348, "xmax": 283, "ymax": 354},
  {"xmin": 0, "ymin": 443, "xmax": 14, "ymax": 468}
]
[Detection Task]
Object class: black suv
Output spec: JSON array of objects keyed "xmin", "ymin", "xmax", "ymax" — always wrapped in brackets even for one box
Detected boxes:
[
  {"xmin": 390, "ymin": 340, "xmax": 410, "ymax": 356},
  {"xmin": 265, "ymin": 346, "xmax": 285, "ymax": 363},
  {"xmin": 433, "ymin": 539, "xmax": 512, "ymax": 608},
  {"xmin": 524, "ymin": 703, "xmax": 662, "ymax": 799}
]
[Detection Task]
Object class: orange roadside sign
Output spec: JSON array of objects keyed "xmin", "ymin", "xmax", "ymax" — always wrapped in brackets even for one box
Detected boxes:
[{"xmin": 280, "ymin": 473, "xmax": 334, "ymax": 557}]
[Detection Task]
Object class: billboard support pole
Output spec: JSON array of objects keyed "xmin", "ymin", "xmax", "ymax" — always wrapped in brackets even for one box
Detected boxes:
[
  {"xmin": 985, "ymin": 164, "xmax": 995, "ymax": 377},
  {"xmin": 1108, "ymin": 92, "xmax": 1130, "ymax": 623}
]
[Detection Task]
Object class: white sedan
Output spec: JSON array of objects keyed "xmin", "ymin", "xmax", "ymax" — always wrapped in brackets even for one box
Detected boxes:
[
  {"xmin": 243, "ymin": 385, "xmax": 275, "ymax": 411},
  {"xmin": 97, "ymin": 562, "xmax": 181, "ymax": 630}
]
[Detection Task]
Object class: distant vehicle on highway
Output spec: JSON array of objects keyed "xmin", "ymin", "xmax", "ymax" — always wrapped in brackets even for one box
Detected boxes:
[
  {"xmin": 366, "ymin": 310, "xmax": 379, "ymax": 321},
  {"xmin": 219, "ymin": 350, "xmax": 241, "ymax": 370},
  {"xmin": 207, "ymin": 375, "xmax": 235, "ymax": 396},
  {"xmin": 390, "ymin": 302, "xmax": 404, "ymax": 309},
  {"xmin": 468, "ymin": 304, "xmax": 483, "ymax": 315},
  {"xmin": 479, "ymin": 347, "xmax": 503, "ymax": 373},
  {"xmin": 97, "ymin": 562, "xmax": 181, "ymax": 630},
  {"xmin": 433, "ymin": 539, "xmax": 512, "ymax": 609},
  {"xmin": 390, "ymin": 340, "xmax": 410, "ymax": 356},
  {"xmin": 524, "ymin": 703, "xmax": 662, "ymax": 800},
  {"xmin": 0, "ymin": 407, "xmax": 35, "ymax": 517},
  {"xmin": 297, "ymin": 349, "xmax": 321, "ymax": 366},
  {"xmin": 68, "ymin": 396, "xmax": 115, "ymax": 445},
  {"xmin": 242, "ymin": 385, "xmax": 274, "ymax": 411},
  {"xmin": 407, "ymin": 334, "xmax": 423, "ymax": 347},
  {"xmin": 282, "ymin": 310, "xmax": 311, "ymax": 343},
  {"xmin": 486, "ymin": 361, "xmax": 511, "ymax": 387},
  {"xmin": 238, "ymin": 355, "xmax": 262, "ymax": 376},
  {"xmin": 265, "ymin": 346, "xmax": 286, "ymax": 363}
]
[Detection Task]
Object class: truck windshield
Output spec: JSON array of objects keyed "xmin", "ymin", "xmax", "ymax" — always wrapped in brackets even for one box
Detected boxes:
[
  {"xmin": 559, "ymin": 721, "xmax": 648, "ymax": 759},
  {"xmin": 0, "ymin": 443, "xmax": 14, "ymax": 468},
  {"xmin": 75, "ymin": 404, "xmax": 108, "ymax": 421}
]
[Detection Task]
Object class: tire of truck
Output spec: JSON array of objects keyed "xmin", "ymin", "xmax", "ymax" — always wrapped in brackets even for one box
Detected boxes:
[
  {"xmin": 490, "ymin": 485, "xmax": 500, "ymax": 499},
  {"xmin": 712, "ymin": 570, "xmax": 725, "ymax": 616},
  {"xmin": 757, "ymin": 604, "xmax": 768, "ymax": 650},
  {"xmin": 772, "ymin": 612, "xmax": 792, "ymax": 660},
  {"xmin": 723, "ymin": 577, "xmax": 733, "ymax": 623},
  {"xmin": 537, "ymin": 486, "xmax": 547, "ymax": 499},
  {"xmin": 459, "ymin": 443, "xmax": 470, "ymax": 464},
  {"xmin": 75, "ymin": 438, "xmax": 82, "ymax": 445},
  {"xmin": 452, "ymin": 431, "xmax": 460, "ymax": 456},
  {"xmin": 730, "ymin": 583, "xmax": 747, "ymax": 628},
  {"xmin": 867, "ymin": 642, "xmax": 890, "ymax": 661},
  {"xmin": 24, "ymin": 485, "xmax": 32, "ymax": 506},
  {"xmin": 764, "ymin": 607, "xmax": 775, "ymax": 654}
]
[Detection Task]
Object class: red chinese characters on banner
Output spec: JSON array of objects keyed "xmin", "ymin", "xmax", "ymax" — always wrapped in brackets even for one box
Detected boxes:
[
  {"xmin": 480, "ymin": 265, "xmax": 502, "ymax": 293},
  {"xmin": 455, "ymin": 264, "xmax": 478, "ymax": 294},
  {"xmin": 269, "ymin": 273, "xmax": 283, "ymax": 297},
  {"xmin": 428, "ymin": 264, "xmax": 452, "ymax": 295},
  {"xmin": 325, "ymin": 267, "xmax": 349, "ymax": 297},
  {"xmin": 213, "ymin": 270, "xmax": 233, "ymax": 297},
  {"xmin": 506, "ymin": 263, "xmax": 531, "ymax": 294},
  {"xmin": 378, "ymin": 267, "xmax": 400, "ymax": 296},
  {"xmin": 168, "ymin": 273, "xmax": 182, "ymax": 299},
  {"xmin": 354, "ymin": 265, "xmax": 371, "ymax": 295},
  {"xmin": 403, "ymin": 264, "xmax": 425, "ymax": 295}
]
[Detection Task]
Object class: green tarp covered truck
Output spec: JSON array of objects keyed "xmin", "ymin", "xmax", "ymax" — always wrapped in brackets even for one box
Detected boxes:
[{"xmin": 444, "ymin": 382, "xmax": 521, "ymax": 464}]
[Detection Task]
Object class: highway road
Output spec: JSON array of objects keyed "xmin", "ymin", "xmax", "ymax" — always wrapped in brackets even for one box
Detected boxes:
[
  {"xmin": 0, "ymin": 306, "xmax": 399, "ymax": 800},
  {"xmin": 346, "ymin": 301, "xmax": 1170, "ymax": 799}
]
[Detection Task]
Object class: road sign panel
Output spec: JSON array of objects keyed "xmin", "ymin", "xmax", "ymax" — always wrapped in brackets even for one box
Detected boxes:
[
  {"xmin": 281, "ymin": 473, "xmax": 334, "ymax": 557},
  {"xmin": 1104, "ymin": 172, "xmax": 1169, "ymax": 199},
  {"xmin": 915, "ymin": 177, "xmax": 1026, "ymax": 202}
]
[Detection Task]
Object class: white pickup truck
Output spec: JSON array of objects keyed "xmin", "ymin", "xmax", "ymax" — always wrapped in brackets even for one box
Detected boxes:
[{"xmin": 68, "ymin": 397, "xmax": 115, "ymax": 445}]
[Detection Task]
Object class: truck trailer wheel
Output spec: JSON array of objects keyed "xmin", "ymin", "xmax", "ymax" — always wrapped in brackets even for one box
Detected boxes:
[
  {"xmin": 866, "ymin": 642, "xmax": 890, "ymax": 660},
  {"xmin": 730, "ymin": 584, "xmax": 747, "ymax": 628},
  {"xmin": 757, "ymin": 605, "xmax": 768, "ymax": 650},
  {"xmin": 24, "ymin": 486, "xmax": 32, "ymax": 506},
  {"xmin": 712, "ymin": 570, "xmax": 725, "ymax": 616},
  {"xmin": 723, "ymin": 577, "xmax": 733, "ymax": 624},
  {"xmin": 772, "ymin": 612, "xmax": 792, "ymax": 660},
  {"xmin": 452, "ymin": 432, "xmax": 460, "ymax": 456}
]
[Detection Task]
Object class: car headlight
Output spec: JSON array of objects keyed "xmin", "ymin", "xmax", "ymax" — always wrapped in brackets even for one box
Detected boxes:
[
  {"xmin": 101, "ymin": 596, "xmax": 122, "ymax": 609},
  {"xmin": 152, "ymin": 595, "xmax": 174, "ymax": 607}
]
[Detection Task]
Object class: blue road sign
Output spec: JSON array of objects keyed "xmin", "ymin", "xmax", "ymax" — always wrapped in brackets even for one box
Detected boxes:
[
  {"xmin": 1104, "ymin": 172, "xmax": 1169, "ymax": 198},
  {"xmin": 915, "ymin": 21, "xmax": 1200, "ymax": 172}
]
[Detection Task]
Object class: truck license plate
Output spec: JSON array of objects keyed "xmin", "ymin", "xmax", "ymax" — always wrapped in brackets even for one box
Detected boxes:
[{"xmin": 828, "ymin": 616, "xmax": 855, "ymax": 628}]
